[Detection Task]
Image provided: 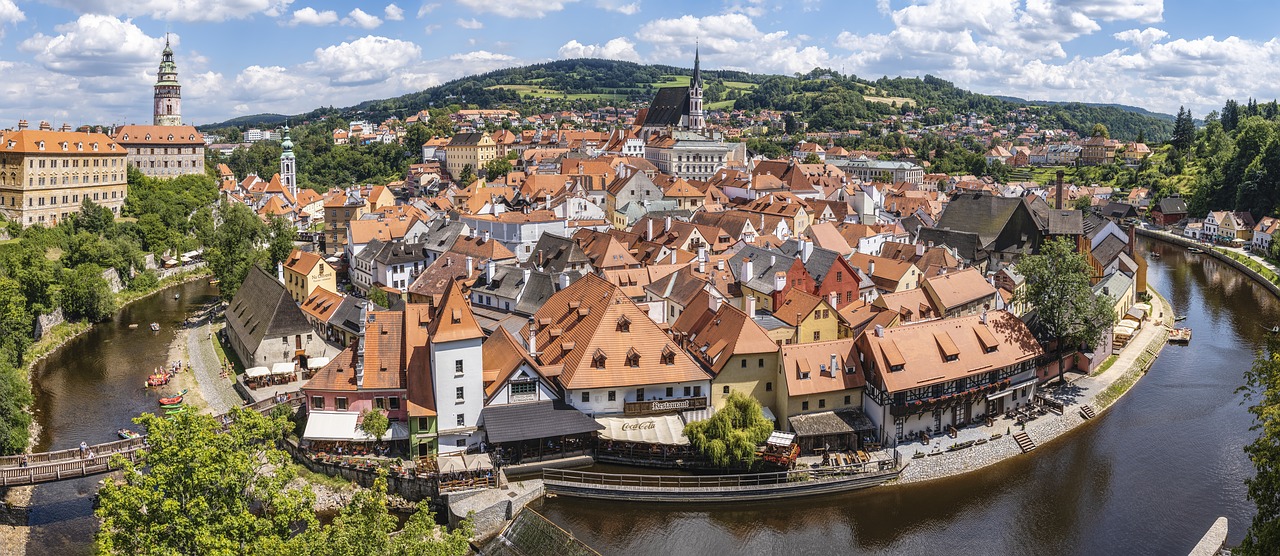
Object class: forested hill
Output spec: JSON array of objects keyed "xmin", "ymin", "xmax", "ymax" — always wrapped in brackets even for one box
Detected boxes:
[{"xmin": 205, "ymin": 59, "xmax": 1173, "ymax": 142}]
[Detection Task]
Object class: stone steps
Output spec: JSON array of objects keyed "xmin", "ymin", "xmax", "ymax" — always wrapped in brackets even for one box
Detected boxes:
[
  {"xmin": 1080, "ymin": 405, "xmax": 1097, "ymax": 420},
  {"xmin": 1013, "ymin": 432, "xmax": 1036, "ymax": 453}
]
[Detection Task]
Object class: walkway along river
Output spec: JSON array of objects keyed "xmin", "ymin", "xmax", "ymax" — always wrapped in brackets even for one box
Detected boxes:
[
  {"xmin": 537, "ymin": 238, "xmax": 1260, "ymax": 556},
  {"xmin": 10, "ymin": 239, "xmax": 1265, "ymax": 555}
]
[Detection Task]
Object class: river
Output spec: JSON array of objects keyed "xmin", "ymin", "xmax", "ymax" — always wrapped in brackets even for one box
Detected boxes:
[
  {"xmin": 23, "ymin": 280, "xmax": 218, "ymax": 555},
  {"xmin": 536, "ymin": 238, "xmax": 1261, "ymax": 555},
  {"xmin": 18, "ymin": 240, "xmax": 1264, "ymax": 555}
]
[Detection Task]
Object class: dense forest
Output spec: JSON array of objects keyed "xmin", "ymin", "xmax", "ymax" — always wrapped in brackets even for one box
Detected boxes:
[
  {"xmin": 203, "ymin": 59, "xmax": 1174, "ymax": 142},
  {"xmin": 1188, "ymin": 99, "xmax": 1280, "ymax": 223}
]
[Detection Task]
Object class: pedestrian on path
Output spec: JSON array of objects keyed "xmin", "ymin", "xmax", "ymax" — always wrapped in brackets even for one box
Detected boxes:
[{"xmin": 79, "ymin": 441, "xmax": 87, "ymax": 458}]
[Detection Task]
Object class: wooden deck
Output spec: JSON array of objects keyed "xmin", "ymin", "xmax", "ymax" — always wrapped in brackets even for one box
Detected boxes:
[{"xmin": 543, "ymin": 456, "xmax": 903, "ymax": 503}]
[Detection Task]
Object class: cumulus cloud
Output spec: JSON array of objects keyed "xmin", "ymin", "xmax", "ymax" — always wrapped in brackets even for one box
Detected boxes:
[
  {"xmin": 450, "ymin": 50, "xmax": 514, "ymax": 63},
  {"xmin": 456, "ymin": 18, "xmax": 483, "ymax": 29},
  {"xmin": 457, "ymin": 0, "xmax": 579, "ymax": 18},
  {"xmin": 311, "ymin": 35, "xmax": 420, "ymax": 86},
  {"xmin": 384, "ymin": 4, "xmax": 405, "ymax": 20},
  {"xmin": 596, "ymin": 0, "xmax": 639, "ymax": 15},
  {"xmin": 0, "ymin": 0, "xmax": 24, "ymax": 37},
  {"xmin": 635, "ymin": 13, "xmax": 830, "ymax": 75},
  {"xmin": 342, "ymin": 8, "xmax": 383, "ymax": 29},
  {"xmin": 558, "ymin": 38, "xmax": 641, "ymax": 61},
  {"xmin": 288, "ymin": 7, "xmax": 338, "ymax": 26},
  {"xmin": 1114, "ymin": 27, "xmax": 1169, "ymax": 48},
  {"xmin": 233, "ymin": 65, "xmax": 309, "ymax": 102},
  {"xmin": 40, "ymin": 0, "xmax": 295, "ymax": 22},
  {"xmin": 19, "ymin": 14, "xmax": 165, "ymax": 77}
]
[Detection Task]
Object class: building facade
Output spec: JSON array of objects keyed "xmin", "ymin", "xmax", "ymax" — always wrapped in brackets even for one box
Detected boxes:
[
  {"xmin": 153, "ymin": 36, "xmax": 182, "ymax": 127},
  {"xmin": 113, "ymin": 125, "xmax": 205, "ymax": 178},
  {"xmin": 0, "ymin": 127, "xmax": 128, "ymax": 226}
]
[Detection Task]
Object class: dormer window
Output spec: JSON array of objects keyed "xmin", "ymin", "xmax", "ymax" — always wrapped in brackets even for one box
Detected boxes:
[
  {"xmin": 144, "ymin": 134, "xmax": 151, "ymax": 141},
  {"xmin": 592, "ymin": 349, "xmax": 607, "ymax": 369},
  {"xmin": 37, "ymin": 141, "xmax": 44, "ymax": 150},
  {"xmin": 661, "ymin": 347, "xmax": 676, "ymax": 365},
  {"xmin": 626, "ymin": 348, "xmax": 640, "ymax": 367},
  {"xmin": 616, "ymin": 316, "xmax": 631, "ymax": 332}
]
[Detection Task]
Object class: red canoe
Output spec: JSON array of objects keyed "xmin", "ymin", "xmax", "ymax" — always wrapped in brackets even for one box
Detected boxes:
[{"xmin": 158, "ymin": 389, "xmax": 187, "ymax": 405}]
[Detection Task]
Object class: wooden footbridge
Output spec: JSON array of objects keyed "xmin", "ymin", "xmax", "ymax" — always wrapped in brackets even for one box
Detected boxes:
[{"xmin": 0, "ymin": 392, "xmax": 303, "ymax": 487}]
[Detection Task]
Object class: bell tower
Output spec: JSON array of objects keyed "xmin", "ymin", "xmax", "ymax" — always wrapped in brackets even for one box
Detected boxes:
[
  {"xmin": 153, "ymin": 35, "xmax": 182, "ymax": 126},
  {"xmin": 687, "ymin": 43, "xmax": 705, "ymax": 133},
  {"xmin": 280, "ymin": 123, "xmax": 297, "ymax": 198}
]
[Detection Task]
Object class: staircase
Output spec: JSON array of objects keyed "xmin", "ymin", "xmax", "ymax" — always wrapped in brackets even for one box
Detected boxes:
[
  {"xmin": 1079, "ymin": 405, "xmax": 1097, "ymax": 420},
  {"xmin": 1013, "ymin": 432, "xmax": 1036, "ymax": 453}
]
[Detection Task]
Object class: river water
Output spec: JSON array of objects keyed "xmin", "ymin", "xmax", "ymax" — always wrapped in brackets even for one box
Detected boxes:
[
  {"xmin": 23, "ymin": 280, "xmax": 218, "ymax": 555},
  {"xmin": 18, "ymin": 240, "xmax": 1264, "ymax": 555},
  {"xmin": 537, "ymin": 238, "xmax": 1262, "ymax": 555}
]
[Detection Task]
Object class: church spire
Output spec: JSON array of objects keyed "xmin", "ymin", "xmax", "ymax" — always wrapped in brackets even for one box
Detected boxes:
[
  {"xmin": 687, "ymin": 42, "xmax": 705, "ymax": 133},
  {"xmin": 693, "ymin": 41, "xmax": 702, "ymax": 89}
]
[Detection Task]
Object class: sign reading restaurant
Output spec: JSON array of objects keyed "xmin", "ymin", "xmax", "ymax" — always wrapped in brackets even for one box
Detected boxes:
[{"xmin": 623, "ymin": 396, "xmax": 708, "ymax": 416}]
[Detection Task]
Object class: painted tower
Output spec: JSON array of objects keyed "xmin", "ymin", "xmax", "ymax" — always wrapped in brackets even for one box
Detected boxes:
[
  {"xmin": 280, "ymin": 123, "xmax": 297, "ymax": 198},
  {"xmin": 153, "ymin": 35, "xmax": 182, "ymax": 126},
  {"xmin": 687, "ymin": 44, "xmax": 705, "ymax": 133}
]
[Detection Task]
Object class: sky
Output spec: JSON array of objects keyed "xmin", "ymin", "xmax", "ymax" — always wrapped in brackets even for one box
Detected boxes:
[{"xmin": 1, "ymin": 0, "xmax": 1279, "ymax": 127}]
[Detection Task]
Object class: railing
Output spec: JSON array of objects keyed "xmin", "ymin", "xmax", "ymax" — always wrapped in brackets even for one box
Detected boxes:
[
  {"xmin": 0, "ymin": 437, "xmax": 145, "ymax": 469},
  {"xmin": 544, "ymin": 458, "xmax": 899, "ymax": 491}
]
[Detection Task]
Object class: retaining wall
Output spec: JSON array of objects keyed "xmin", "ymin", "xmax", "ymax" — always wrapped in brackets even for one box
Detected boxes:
[{"xmin": 1138, "ymin": 228, "xmax": 1280, "ymax": 298}]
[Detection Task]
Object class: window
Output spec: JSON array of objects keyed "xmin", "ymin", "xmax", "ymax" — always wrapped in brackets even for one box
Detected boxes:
[
  {"xmin": 417, "ymin": 417, "xmax": 430, "ymax": 430},
  {"xmin": 819, "ymin": 399, "xmax": 826, "ymax": 409},
  {"xmin": 741, "ymin": 359, "xmax": 747, "ymax": 368},
  {"xmin": 844, "ymin": 395, "xmax": 852, "ymax": 405},
  {"xmin": 766, "ymin": 382, "xmax": 773, "ymax": 392},
  {"xmin": 511, "ymin": 382, "xmax": 536, "ymax": 396},
  {"xmin": 335, "ymin": 397, "xmax": 348, "ymax": 410},
  {"xmin": 388, "ymin": 397, "xmax": 400, "ymax": 410},
  {"xmin": 307, "ymin": 334, "xmax": 313, "ymax": 343},
  {"xmin": 636, "ymin": 388, "xmax": 645, "ymax": 400},
  {"xmin": 693, "ymin": 386, "xmax": 702, "ymax": 397},
  {"xmin": 665, "ymin": 387, "xmax": 674, "ymax": 398},
  {"xmin": 607, "ymin": 390, "xmax": 616, "ymax": 402},
  {"xmin": 813, "ymin": 331, "xmax": 821, "ymax": 341},
  {"xmin": 374, "ymin": 397, "xmax": 385, "ymax": 409},
  {"xmin": 456, "ymin": 439, "xmax": 466, "ymax": 447},
  {"xmin": 802, "ymin": 401, "xmax": 810, "ymax": 411},
  {"xmin": 456, "ymin": 386, "xmax": 465, "ymax": 401},
  {"xmin": 581, "ymin": 391, "xmax": 590, "ymax": 403},
  {"xmin": 836, "ymin": 271, "xmax": 843, "ymax": 282},
  {"xmin": 455, "ymin": 360, "xmax": 464, "ymax": 375},
  {"xmin": 723, "ymin": 385, "xmax": 730, "ymax": 394},
  {"xmin": 683, "ymin": 386, "xmax": 692, "ymax": 397},
  {"xmin": 457, "ymin": 414, "xmax": 465, "ymax": 426},
  {"xmin": 626, "ymin": 349, "xmax": 640, "ymax": 367},
  {"xmin": 311, "ymin": 396, "xmax": 324, "ymax": 410}
]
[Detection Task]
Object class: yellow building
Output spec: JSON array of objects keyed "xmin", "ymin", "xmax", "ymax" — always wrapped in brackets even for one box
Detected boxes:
[
  {"xmin": 322, "ymin": 190, "xmax": 369, "ymax": 255},
  {"xmin": 675, "ymin": 301, "xmax": 783, "ymax": 420},
  {"xmin": 774, "ymin": 289, "xmax": 840, "ymax": 344},
  {"xmin": 777, "ymin": 339, "xmax": 862, "ymax": 429},
  {"xmin": 282, "ymin": 249, "xmax": 337, "ymax": 303},
  {"xmin": 0, "ymin": 126, "xmax": 129, "ymax": 227},
  {"xmin": 444, "ymin": 132, "xmax": 497, "ymax": 181}
]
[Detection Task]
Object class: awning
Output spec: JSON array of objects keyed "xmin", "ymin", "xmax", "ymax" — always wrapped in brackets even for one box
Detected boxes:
[
  {"xmin": 245, "ymin": 366, "xmax": 270, "ymax": 378},
  {"xmin": 596, "ymin": 414, "xmax": 690, "ymax": 445},
  {"xmin": 787, "ymin": 409, "xmax": 874, "ymax": 437},
  {"xmin": 307, "ymin": 357, "xmax": 331, "ymax": 370},
  {"xmin": 480, "ymin": 401, "xmax": 603, "ymax": 444},
  {"xmin": 271, "ymin": 362, "xmax": 295, "ymax": 376},
  {"xmin": 303, "ymin": 411, "xmax": 409, "ymax": 441},
  {"xmin": 437, "ymin": 453, "xmax": 493, "ymax": 473},
  {"xmin": 766, "ymin": 431, "xmax": 796, "ymax": 447},
  {"xmin": 986, "ymin": 378, "xmax": 1040, "ymax": 400}
]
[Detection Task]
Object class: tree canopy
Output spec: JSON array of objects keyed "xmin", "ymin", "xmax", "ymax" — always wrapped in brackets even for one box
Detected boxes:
[
  {"xmin": 1014, "ymin": 237, "xmax": 1116, "ymax": 382},
  {"xmin": 1241, "ymin": 336, "xmax": 1280, "ymax": 554},
  {"xmin": 684, "ymin": 392, "xmax": 774, "ymax": 468}
]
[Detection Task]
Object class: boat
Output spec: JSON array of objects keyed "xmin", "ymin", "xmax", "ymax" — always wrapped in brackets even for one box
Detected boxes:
[
  {"xmin": 1188, "ymin": 247, "xmax": 1204, "ymax": 254},
  {"xmin": 1174, "ymin": 315, "xmax": 1187, "ymax": 322},
  {"xmin": 1261, "ymin": 325, "xmax": 1280, "ymax": 334},
  {"xmin": 157, "ymin": 389, "xmax": 187, "ymax": 405},
  {"xmin": 174, "ymin": 293, "xmax": 180, "ymax": 299},
  {"xmin": 209, "ymin": 279, "xmax": 220, "ymax": 285},
  {"xmin": 1170, "ymin": 328, "xmax": 1193, "ymax": 344},
  {"xmin": 160, "ymin": 403, "xmax": 184, "ymax": 410},
  {"xmin": 1150, "ymin": 251, "xmax": 1161, "ymax": 258},
  {"xmin": 127, "ymin": 323, "xmax": 138, "ymax": 329},
  {"xmin": 165, "ymin": 406, "xmax": 188, "ymax": 416},
  {"xmin": 145, "ymin": 371, "xmax": 173, "ymax": 388},
  {"xmin": 149, "ymin": 322, "xmax": 160, "ymax": 332},
  {"xmin": 117, "ymin": 428, "xmax": 141, "ymax": 440}
]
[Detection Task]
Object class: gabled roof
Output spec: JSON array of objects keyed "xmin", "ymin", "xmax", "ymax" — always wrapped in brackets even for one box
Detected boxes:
[
  {"xmin": 676, "ymin": 302, "xmax": 777, "ymax": 375},
  {"xmin": 922, "ymin": 268, "xmax": 997, "ymax": 312},
  {"xmin": 860, "ymin": 311, "xmax": 1041, "ymax": 393},
  {"xmin": 781, "ymin": 339, "xmax": 862, "ymax": 397},
  {"xmin": 774, "ymin": 288, "xmax": 825, "ymax": 326},
  {"xmin": 482, "ymin": 327, "xmax": 549, "ymax": 398},
  {"xmin": 527, "ymin": 233, "xmax": 592, "ymax": 273},
  {"xmin": 306, "ymin": 308, "xmax": 406, "ymax": 392},
  {"xmin": 642, "ymin": 87, "xmax": 691, "ymax": 128},
  {"xmin": 284, "ymin": 249, "xmax": 325, "ymax": 276},
  {"xmin": 1155, "ymin": 196, "xmax": 1188, "ymax": 214},
  {"xmin": 426, "ymin": 279, "xmax": 485, "ymax": 343},
  {"xmin": 299, "ymin": 287, "xmax": 345, "ymax": 324},
  {"xmin": 225, "ymin": 266, "xmax": 315, "ymax": 352}
]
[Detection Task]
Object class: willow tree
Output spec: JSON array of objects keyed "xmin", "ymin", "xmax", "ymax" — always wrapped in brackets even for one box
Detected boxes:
[
  {"xmin": 1015, "ymin": 236, "xmax": 1116, "ymax": 383},
  {"xmin": 684, "ymin": 392, "xmax": 773, "ymax": 468}
]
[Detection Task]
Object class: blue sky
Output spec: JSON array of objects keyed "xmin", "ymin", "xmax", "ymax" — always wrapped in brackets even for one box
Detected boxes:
[{"xmin": 1, "ymin": 0, "xmax": 1279, "ymax": 126}]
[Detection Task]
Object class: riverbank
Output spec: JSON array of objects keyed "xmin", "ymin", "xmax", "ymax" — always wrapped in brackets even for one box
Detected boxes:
[{"xmin": 894, "ymin": 288, "xmax": 1173, "ymax": 484}]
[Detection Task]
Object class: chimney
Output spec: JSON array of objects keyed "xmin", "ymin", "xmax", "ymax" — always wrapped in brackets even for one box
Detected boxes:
[
  {"xmin": 915, "ymin": 243, "xmax": 925, "ymax": 258},
  {"xmin": 709, "ymin": 294, "xmax": 722, "ymax": 312},
  {"xmin": 746, "ymin": 294, "xmax": 757, "ymax": 318},
  {"xmin": 522, "ymin": 268, "xmax": 531, "ymax": 283},
  {"xmin": 742, "ymin": 257, "xmax": 754, "ymax": 280},
  {"xmin": 466, "ymin": 256, "xmax": 474, "ymax": 276},
  {"xmin": 717, "ymin": 259, "xmax": 725, "ymax": 271},
  {"xmin": 528, "ymin": 320, "xmax": 539, "ymax": 358},
  {"xmin": 558, "ymin": 272, "xmax": 570, "ymax": 291},
  {"xmin": 1055, "ymin": 170, "xmax": 1065, "ymax": 210},
  {"xmin": 874, "ymin": 324, "xmax": 884, "ymax": 338},
  {"xmin": 699, "ymin": 257, "xmax": 706, "ymax": 274},
  {"xmin": 1128, "ymin": 223, "xmax": 1137, "ymax": 257},
  {"xmin": 59, "ymin": 123, "xmax": 71, "ymax": 132},
  {"xmin": 482, "ymin": 229, "xmax": 491, "ymax": 243},
  {"xmin": 829, "ymin": 291, "xmax": 838, "ymax": 308},
  {"xmin": 774, "ymin": 271, "xmax": 787, "ymax": 292},
  {"xmin": 664, "ymin": 215, "xmax": 672, "ymax": 232},
  {"xmin": 38, "ymin": 121, "xmax": 50, "ymax": 131},
  {"xmin": 868, "ymin": 260, "xmax": 876, "ymax": 277},
  {"xmin": 646, "ymin": 218, "xmax": 654, "ymax": 241},
  {"xmin": 698, "ymin": 246, "xmax": 707, "ymax": 263},
  {"xmin": 17, "ymin": 120, "xmax": 27, "ymax": 130},
  {"xmin": 980, "ymin": 310, "xmax": 988, "ymax": 325},
  {"xmin": 830, "ymin": 354, "xmax": 839, "ymax": 376},
  {"xmin": 277, "ymin": 262, "xmax": 285, "ymax": 284},
  {"xmin": 485, "ymin": 258, "xmax": 496, "ymax": 282}
]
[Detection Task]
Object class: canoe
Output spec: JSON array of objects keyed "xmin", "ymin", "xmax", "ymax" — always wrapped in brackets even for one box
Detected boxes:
[
  {"xmin": 165, "ymin": 406, "xmax": 188, "ymax": 416},
  {"xmin": 158, "ymin": 389, "xmax": 187, "ymax": 405},
  {"xmin": 160, "ymin": 403, "xmax": 184, "ymax": 410},
  {"xmin": 117, "ymin": 428, "xmax": 141, "ymax": 439}
]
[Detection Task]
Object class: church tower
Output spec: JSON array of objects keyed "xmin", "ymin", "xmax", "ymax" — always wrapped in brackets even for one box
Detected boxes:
[
  {"xmin": 153, "ymin": 35, "xmax": 182, "ymax": 126},
  {"xmin": 280, "ymin": 123, "xmax": 297, "ymax": 198},
  {"xmin": 687, "ymin": 45, "xmax": 705, "ymax": 133}
]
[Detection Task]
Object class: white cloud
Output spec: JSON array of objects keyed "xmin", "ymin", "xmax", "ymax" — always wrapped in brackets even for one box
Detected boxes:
[
  {"xmin": 19, "ymin": 14, "xmax": 164, "ymax": 77},
  {"xmin": 596, "ymin": 0, "xmax": 639, "ymax": 15},
  {"xmin": 288, "ymin": 7, "xmax": 339, "ymax": 26},
  {"xmin": 40, "ymin": 0, "xmax": 295, "ymax": 22},
  {"xmin": 1114, "ymin": 27, "xmax": 1169, "ymax": 48},
  {"xmin": 450, "ymin": 50, "xmax": 514, "ymax": 63},
  {"xmin": 635, "ymin": 13, "xmax": 831, "ymax": 75},
  {"xmin": 0, "ymin": 0, "xmax": 24, "ymax": 38},
  {"xmin": 342, "ymin": 8, "xmax": 383, "ymax": 29},
  {"xmin": 311, "ymin": 35, "xmax": 420, "ymax": 86},
  {"xmin": 876, "ymin": 0, "xmax": 890, "ymax": 15},
  {"xmin": 233, "ymin": 65, "xmax": 308, "ymax": 102},
  {"xmin": 384, "ymin": 4, "xmax": 405, "ymax": 20},
  {"xmin": 416, "ymin": 2, "xmax": 440, "ymax": 18},
  {"xmin": 558, "ymin": 38, "xmax": 641, "ymax": 61},
  {"xmin": 456, "ymin": 18, "xmax": 483, "ymax": 29},
  {"xmin": 457, "ymin": 0, "xmax": 579, "ymax": 18},
  {"xmin": 424, "ymin": 24, "xmax": 441, "ymax": 34}
]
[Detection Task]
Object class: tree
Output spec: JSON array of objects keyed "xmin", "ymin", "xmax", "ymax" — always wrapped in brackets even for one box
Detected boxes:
[
  {"xmin": 1072, "ymin": 195, "xmax": 1093, "ymax": 211},
  {"xmin": 0, "ymin": 359, "xmax": 32, "ymax": 456},
  {"xmin": 482, "ymin": 157, "xmax": 512, "ymax": 179},
  {"xmin": 1014, "ymin": 237, "xmax": 1117, "ymax": 383},
  {"xmin": 1240, "ymin": 335, "xmax": 1280, "ymax": 554},
  {"xmin": 801, "ymin": 153, "xmax": 823, "ymax": 165},
  {"xmin": 458, "ymin": 164, "xmax": 475, "ymax": 186},
  {"xmin": 0, "ymin": 276, "xmax": 31, "ymax": 367},
  {"xmin": 1091, "ymin": 123, "xmax": 1110, "ymax": 139},
  {"xmin": 684, "ymin": 392, "xmax": 773, "ymax": 468},
  {"xmin": 267, "ymin": 217, "xmax": 296, "ymax": 270},
  {"xmin": 205, "ymin": 202, "xmax": 268, "ymax": 299},
  {"xmin": 367, "ymin": 287, "xmax": 390, "ymax": 309},
  {"xmin": 61, "ymin": 263, "xmax": 118, "ymax": 322},
  {"xmin": 359, "ymin": 409, "xmax": 389, "ymax": 443},
  {"xmin": 76, "ymin": 197, "xmax": 116, "ymax": 237},
  {"xmin": 1171, "ymin": 106, "xmax": 1196, "ymax": 154}
]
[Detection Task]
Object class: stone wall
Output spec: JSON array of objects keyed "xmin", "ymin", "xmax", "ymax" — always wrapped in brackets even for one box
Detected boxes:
[
  {"xmin": 33, "ymin": 308, "xmax": 64, "ymax": 340},
  {"xmin": 446, "ymin": 479, "xmax": 544, "ymax": 542},
  {"xmin": 1138, "ymin": 228, "xmax": 1280, "ymax": 298},
  {"xmin": 101, "ymin": 268, "xmax": 124, "ymax": 294},
  {"xmin": 281, "ymin": 438, "xmax": 440, "ymax": 503}
]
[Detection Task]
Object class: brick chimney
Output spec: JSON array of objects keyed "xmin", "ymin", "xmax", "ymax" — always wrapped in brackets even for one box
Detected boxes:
[
  {"xmin": 1055, "ymin": 170, "xmax": 1065, "ymax": 210},
  {"xmin": 17, "ymin": 120, "xmax": 27, "ymax": 130}
]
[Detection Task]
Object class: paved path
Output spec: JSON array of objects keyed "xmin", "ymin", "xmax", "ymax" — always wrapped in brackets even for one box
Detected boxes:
[{"xmin": 186, "ymin": 312, "xmax": 240, "ymax": 415}]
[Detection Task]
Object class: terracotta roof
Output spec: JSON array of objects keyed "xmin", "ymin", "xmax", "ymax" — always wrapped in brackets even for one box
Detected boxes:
[
  {"xmin": 527, "ymin": 273, "xmax": 709, "ymax": 390},
  {"xmin": 922, "ymin": 268, "xmax": 997, "ymax": 312},
  {"xmin": 284, "ymin": 249, "xmax": 324, "ymax": 276},
  {"xmin": 676, "ymin": 302, "xmax": 778, "ymax": 375},
  {"xmin": 299, "ymin": 287, "xmax": 345, "ymax": 324},
  {"xmin": 774, "ymin": 288, "xmax": 824, "ymax": 326},
  {"xmin": 306, "ymin": 308, "xmax": 406, "ymax": 392},
  {"xmin": 781, "ymin": 339, "xmax": 862, "ymax": 397},
  {"xmin": 449, "ymin": 234, "xmax": 517, "ymax": 262},
  {"xmin": 426, "ymin": 278, "xmax": 485, "ymax": 343},
  {"xmin": 112, "ymin": 125, "xmax": 204, "ymax": 145},
  {"xmin": 1, "ymin": 130, "xmax": 122, "ymax": 154},
  {"xmin": 404, "ymin": 304, "xmax": 436, "ymax": 417},
  {"xmin": 874, "ymin": 289, "xmax": 939, "ymax": 322},
  {"xmin": 348, "ymin": 217, "xmax": 415, "ymax": 246},
  {"xmin": 481, "ymin": 327, "xmax": 551, "ymax": 398},
  {"xmin": 859, "ymin": 311, "xmax": 1042, "ymax": 393}
]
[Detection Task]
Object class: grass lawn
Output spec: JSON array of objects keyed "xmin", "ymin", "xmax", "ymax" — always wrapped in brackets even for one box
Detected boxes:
[
  {"xmin": 864, "ymin": 95, "xmax": 915, "ymax": 107},
  {"xmin": 707, "ymin": 100, "xmax": 736, "ymax": 110},
  {"xmin": 212, "ymin": 323, "xmax": 248, "ymax": 376},
  {"xmin": 1091, "ymin": 355, "xmax": 1119, "ymax": 377}
]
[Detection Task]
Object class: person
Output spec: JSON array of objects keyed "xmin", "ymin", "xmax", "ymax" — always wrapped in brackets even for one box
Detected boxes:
[
  {"xmin": 79, "ymin": 441, "xmax": 88, "ymax": 458},
  {"xmin": 87, "ymin": 449, "xmax": 95, "ymax": 460},
  {"xmin": 18, "ymin": 454, "xmax": 27, "ymax": 468}
]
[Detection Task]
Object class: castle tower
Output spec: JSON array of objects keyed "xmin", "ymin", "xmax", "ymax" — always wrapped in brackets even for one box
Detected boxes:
[
  {"xmin": 153, "ymin": 35, "xmax": 182, "ymax": 126},
  {"xmin": 687, "ymin": 44, "xmax": 705, "ymax": 133},
  {"xmin": 280, "ymin": 123, "xmax": 297, "ymax": 198}
]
